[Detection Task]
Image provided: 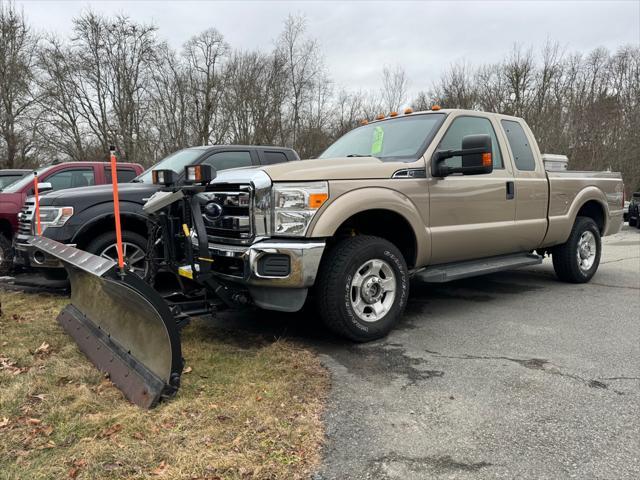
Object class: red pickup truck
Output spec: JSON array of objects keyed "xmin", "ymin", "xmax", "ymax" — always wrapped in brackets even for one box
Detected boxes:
[{"xmin": 0, "ymin": 161, "xmax": 143, "ymax": 274}]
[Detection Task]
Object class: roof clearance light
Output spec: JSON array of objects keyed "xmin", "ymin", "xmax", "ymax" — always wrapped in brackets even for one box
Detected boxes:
[
  {"xmin": 360, "ymin": 119, "xmax": 369, "ymax": 125},
  {"xmin": 376, "ymin": 114, "xmax": 385, "ymax": 120},
  {"xmin": 404, "ymin": 107, "xmax": 413, "ymax": 114},
  {"xmin": 431, "ymin": 105, "xmax": 442, "ymax": 111},
  {"xmin": 389, "ymin": 111, "xmax": 398, "ymax": 117}
]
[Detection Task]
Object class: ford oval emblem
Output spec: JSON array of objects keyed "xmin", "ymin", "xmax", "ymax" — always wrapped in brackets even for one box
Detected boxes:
[{"xmin": 204, "ymin": 202, "xmax": 223, "ymax": 219}]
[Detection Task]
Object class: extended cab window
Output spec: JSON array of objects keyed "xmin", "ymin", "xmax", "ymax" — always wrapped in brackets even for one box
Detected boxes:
[
  {"xmin": 501, "ymin": 120, "xmax": 535, "ymax": 171},
  {"xmin": 437, "ymin": 116, "xmax": 503, "ymax": 169},
  {"xmin": 203, "ymin": 151, "xmax": 253, "ymax": 171},
  {"xmin": 47, "ymin": 168, "xmax": 95, "ymax": 190},
  {"xmin": 105, "ymin": 168, "xmax": 137, "ymax": 183}
]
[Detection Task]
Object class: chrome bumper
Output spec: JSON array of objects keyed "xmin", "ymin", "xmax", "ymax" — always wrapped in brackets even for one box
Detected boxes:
[
  {"xmin": 206, "ymin": 238, "xmax": 326, "ymax": 288},
  {"xmin": 14, "ymin": 239, "xmax": 75, "ymax": 268}
]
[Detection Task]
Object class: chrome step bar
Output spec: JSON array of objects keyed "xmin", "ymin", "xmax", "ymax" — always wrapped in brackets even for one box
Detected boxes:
[{"xmin": 414, "ymin": 252, "xmax": 543, "ymax": 283}]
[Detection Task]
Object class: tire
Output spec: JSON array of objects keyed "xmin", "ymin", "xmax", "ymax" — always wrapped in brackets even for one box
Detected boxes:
[
  {"xmin": 315, "ymin": 235, "xmax": 409, "ymax": 342},
  {"xmin": 0, "ymin": 234, "xmax": 12, "ymax": 276},
  {"xmin": 85, "ymin": 230, "xmax": 148, "ymax": 278},
  {"xmin": 629, "ymin": 217, "xmax": 637, "ymax": 227},
  {"xmin": 552, "ymin": 216, "xmax": 601, "ymax": 283}
]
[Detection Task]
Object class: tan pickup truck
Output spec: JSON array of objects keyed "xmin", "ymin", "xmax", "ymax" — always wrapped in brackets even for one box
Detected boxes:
[{"xmin": 164, "ymin": 108, "xmax": 624, "ymax": 341}]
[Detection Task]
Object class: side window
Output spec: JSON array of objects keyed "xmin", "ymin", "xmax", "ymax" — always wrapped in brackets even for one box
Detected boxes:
[
  {"xmin": 261, "ymin": 151, "xmax": 288, "ymax": 165},
  {"xmin": 501, "ymin": 120, "xmax": 536, "ymax": 171},
  {"xmin": 202, "ymin": 151, "xmax": 253, "ymax": 171},
  {"xmin": 105, "ymin": 168, "xmax": 137, "ymax": 183},
  {"xmin": 46, "ymin": 168, "xmax": 96, "ymax": 191},
  {"xmin": 437, "ymin": 116, "xmax": 503, "ymax": 169}
]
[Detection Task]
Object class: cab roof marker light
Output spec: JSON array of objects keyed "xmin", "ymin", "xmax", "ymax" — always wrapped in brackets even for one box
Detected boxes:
[
  {"xmin": 404, "ymin": 107, "xmax": 413, "ymax": 114},
  {"xmin": 360, "ymin": 119, "xmax": 369, "ymax": 125},
  {"xmin": 389, "ymin": 111, "xmax": 398, "ymax": 117},
  {"xmin": 376, "ymin": 114, "xmax": 385, "ymax": 120},
  {"xmin": 431, "ymin": 105, "xmax": 442, "ymax": 111}
]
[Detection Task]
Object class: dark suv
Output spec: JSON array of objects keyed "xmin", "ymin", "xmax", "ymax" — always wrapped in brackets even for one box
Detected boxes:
[
  {"xmin": 628, "ymin": 192, "xmax": 640, "ymax": 228},
  {"xmin": 14, "ymin": 145, "xmax": 299, "ymax": 275}
]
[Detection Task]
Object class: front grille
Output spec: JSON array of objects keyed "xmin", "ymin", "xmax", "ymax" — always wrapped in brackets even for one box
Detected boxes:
[
  {"xmin": 17, "ymin": 200, "xmax": 34, "ymax": 235},
  {"xmin": 201, "ymin": 185, "xmax": 252, "ymax": 242}
]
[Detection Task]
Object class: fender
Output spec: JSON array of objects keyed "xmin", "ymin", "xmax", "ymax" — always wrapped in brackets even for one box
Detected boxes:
[
  {"xmin": 70, "ymin": 201, "xmax": 148, "ymax": 244},
  {"xmin": 308, "ymin": 187, "xmax": 430, "ymax": 266},
  {"xmin": 543, "ymin": 185, "xmax": 610, "ymax": 248}
]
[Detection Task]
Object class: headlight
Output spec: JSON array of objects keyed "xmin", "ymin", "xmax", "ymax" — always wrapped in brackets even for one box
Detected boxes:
[
  {"xmin": 37, "ymin": 206, "xmax": 74, "ymax": 229},
  {"xmin": 273, "ymin": 182, "xmax": 328, "ymax": 236}
]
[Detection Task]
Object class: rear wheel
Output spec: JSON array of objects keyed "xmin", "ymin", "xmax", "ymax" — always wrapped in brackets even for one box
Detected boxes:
[
  {"xmin": 315, "ymin": 235, "xmax": 409, "ymax": 342},
  {"xmin": 85, "ymin": 231, "xmax": 148, "ymax": 278},
  {"xmin": 552, "ymin": 216, "xmax": 601, "ymax": 283},
  {"xmin": 0, "ymin": 234, "xmax": 12, "ymax": 276}
]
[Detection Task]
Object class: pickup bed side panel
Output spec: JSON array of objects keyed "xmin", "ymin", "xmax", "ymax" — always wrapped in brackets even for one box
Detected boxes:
[
  {"xmin": 308, "ymin": 181, "xmax": 430, "ymax": 267},
  {"xmin": 542, "ymin": 173, "xmax": 624, "ymax": 247}
]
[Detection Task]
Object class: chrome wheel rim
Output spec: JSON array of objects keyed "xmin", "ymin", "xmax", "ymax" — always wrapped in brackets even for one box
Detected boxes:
[
  {"xmin": 100, "ymin": 242, "xmax": 147, "ymax": 276},
  {"xmin": 350, "ymin": 259, "xmax": 396, "ymax": 323},
  {"xmin": 576, "ymin": 231, "xmax": 597, "ymax": 272}
]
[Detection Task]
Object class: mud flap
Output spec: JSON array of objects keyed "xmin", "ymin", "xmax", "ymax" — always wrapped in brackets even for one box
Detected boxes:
[{"xmin": 29, "ymin": 236, "xmax": 182, "ymax": 408}]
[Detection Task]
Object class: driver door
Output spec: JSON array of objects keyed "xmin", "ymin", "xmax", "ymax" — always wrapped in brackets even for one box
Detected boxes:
[{"xmin": 428, "ymin": 115, "xmax": 517, "ymax": 264}]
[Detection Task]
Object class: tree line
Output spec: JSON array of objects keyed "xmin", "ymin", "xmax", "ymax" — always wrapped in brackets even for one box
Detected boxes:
[{"xmin": 1, "ymin": 4, "xmax": 638, "ymax": 191}]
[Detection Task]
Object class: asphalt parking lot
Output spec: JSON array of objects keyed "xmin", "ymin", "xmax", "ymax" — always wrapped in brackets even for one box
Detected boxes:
[{"xmin": 214, "ymin": 225, "xmax": 639, "ymax": 479}]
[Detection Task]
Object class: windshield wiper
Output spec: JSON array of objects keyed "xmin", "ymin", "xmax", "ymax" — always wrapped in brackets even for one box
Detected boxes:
[{"xmin": 346, "ymin": 154, "xmax": 371, "ymax": 158}]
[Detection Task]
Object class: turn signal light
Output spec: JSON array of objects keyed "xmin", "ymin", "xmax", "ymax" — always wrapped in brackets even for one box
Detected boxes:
[
  {"xmin": 152, "ymin": 169, "xmax": 176, "ymax": 186},
  {"xmin": 185, "ymin": 164, "xmax": 214, "ymax": 185},
  {"xmin": 431, "ymin": 105, "xmax": 442, "ymax": 111},
  {"xmin": 482, "ymin": 153, "xmax": 492, "ymax": 167},
  {"xmin": 309, "ymin": 192, "xmax": 328, "ymax": 209}
]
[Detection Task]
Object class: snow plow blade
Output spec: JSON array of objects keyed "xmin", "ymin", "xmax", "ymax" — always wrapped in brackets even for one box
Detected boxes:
[{"xmin": 29, "ymin": 236, "xmax": 182, "ymax": 408}]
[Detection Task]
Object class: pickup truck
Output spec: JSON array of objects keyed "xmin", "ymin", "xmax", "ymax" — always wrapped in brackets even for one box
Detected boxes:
[
  {"xmin": 1, "ymin": 161, "xmax": 143, "ymax": 275},
  {"xmin": 13, "ymin": 145, "xmax": 298, "ymax": 276},
  {"xmin": 156, "ymin": 108, "xmax": 624, "ymax": 341}
]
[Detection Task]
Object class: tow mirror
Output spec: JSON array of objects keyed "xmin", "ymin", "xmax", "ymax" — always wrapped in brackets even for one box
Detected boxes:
[
  {"xmin": 432, "ymin": 134, "xmax": 493, "ymax": 177},
  {"xmin": 38, "ymin": 182, "xmax": 53, "ymax": 193}
]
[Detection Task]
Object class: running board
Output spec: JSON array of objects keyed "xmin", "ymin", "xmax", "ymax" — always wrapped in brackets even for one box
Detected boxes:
[{"xmin": 414, "ymin": 252, "xmax": 542, "ymax": 283}]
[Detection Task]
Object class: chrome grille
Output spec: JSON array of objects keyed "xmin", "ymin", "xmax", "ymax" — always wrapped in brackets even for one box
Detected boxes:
[
  {"xmin": 199, "ymin": 185, "xmax": 253, "ymax": 242},
  {"xmin": 18, "ymin": 200, "xmax": 34, "ymax": 235}
]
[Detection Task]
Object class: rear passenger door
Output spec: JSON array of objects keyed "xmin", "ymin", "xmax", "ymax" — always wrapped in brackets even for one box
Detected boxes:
[
  {"xmin": 500, "ymin": 119, "xmax": 549, "ymax": 250},
  {"xmin": 258, "ymin": 150, "xmax": 290, "ymax": 166},
  {"xmin": 105, "ymin": 167, "xmax": 138, "ymax": 184},
  {"xmin": 43, "ymin": 167, "xmax": 96, "ymax": 191}
]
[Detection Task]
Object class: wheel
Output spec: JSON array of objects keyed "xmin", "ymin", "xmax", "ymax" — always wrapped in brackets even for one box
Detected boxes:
[
  {"xmin": 85, "ymin": 230, "xmax": 148, "ymax": 278},
  {"xmin": 315, "ymin": 235, "xmax": 409, "ymax": 342},
  {"xmin": 552, "ymin": 216, "xmax": 601, "ymax": 283},
  {"xmin": 629, "ymin": 217, "xmax": 637, "ymax": 227},
  {"xmin": 0, "ymin": 234, "xmax": 12, "ymax": 276}
]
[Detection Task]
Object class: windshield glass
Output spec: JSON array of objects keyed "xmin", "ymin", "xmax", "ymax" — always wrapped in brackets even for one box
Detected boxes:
[
  {"xmin": 0, "ymin": 175, "xmax": 25, "ymax": 189},
  {"xmin": 135, "ymin": 148, "xmax": 204, "ymax": 183},
  {"xmin": 319, "ymin": 113, "xmax": 445, "ymax": 161},
  {"xmin": 1, "ymin": 167, "xmax": 48, "ymax": 193}
]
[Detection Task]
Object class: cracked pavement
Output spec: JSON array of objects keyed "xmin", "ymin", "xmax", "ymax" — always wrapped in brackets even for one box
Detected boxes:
[{"xmin": 215, "ymin": 225, "xmax": 639, "ymax": 479}]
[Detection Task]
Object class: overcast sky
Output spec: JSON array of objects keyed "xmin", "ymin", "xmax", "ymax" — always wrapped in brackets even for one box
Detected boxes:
[{"xmin": 15, "ymin": 0, "xmax": 640, "ymax": 97}]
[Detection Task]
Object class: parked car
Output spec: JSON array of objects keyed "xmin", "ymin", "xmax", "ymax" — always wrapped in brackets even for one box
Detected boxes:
[
  {"xmin": 143, "ymin": 108, "xmax": 624, "ymax": 342},
  {"xmin": 623, "ymin": 200, "xmax": 630, "ymax": 222},
  {"xmin": 0, "ymin": 161, "xmax": 143, "ymax": 275},
  {"xmin": 13, "ymin": 145, "xmax": 299, "ymax": 276},
  {"xmin": 0, "ymin": 169, "xmax": 31, "ymax": 189},
  {"xmin": 628, "ymin": 192, "xmax": 640, "ymax": 228}
]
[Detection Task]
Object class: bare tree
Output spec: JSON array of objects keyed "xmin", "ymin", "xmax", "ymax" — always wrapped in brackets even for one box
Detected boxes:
[{"xmin": 381, "ymin": 64, "xmax": 409, "ymax": 112}]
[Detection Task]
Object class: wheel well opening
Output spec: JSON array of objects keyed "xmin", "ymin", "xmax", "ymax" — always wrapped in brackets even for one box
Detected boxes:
[
  {"xmin": 334, "ymin": 209, "xmax": 417, "ymax": 268},
  {"xmin": 75, "ymin": 215, "xmax": 148, "ymax": 249},
  {"xmin": 0, "ymin": 219, "xmax": 11, "ymax": 240},
  {"xmin": 577, "ymin": 201, "xmax": 605, "ymax": 233}
]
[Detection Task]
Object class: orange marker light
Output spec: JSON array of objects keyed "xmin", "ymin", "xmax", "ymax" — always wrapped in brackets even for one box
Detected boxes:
[
  {"xmin": 431, "ymin": 105, "xmax": 441, "ymax": 111},
  {"xmin": 376, "ymin": 114, "xmax": 385, "ymax": 120},
  {"xmin": 389, "ymin": 111, "xmax": 398, "ymax": 117},
  {"xmin": 404, "ymin": 107, "xmax": 413, "ymax": 114},
  {"xmin": 109, "ymin": 147, "xmax": 125, "ymax": 270},
  {"xmin": 360, "ymin": 119, "xmax": 369, "ymax": 125},
  {"xmin": 309, "ymin": 193, "xmax": 328, "ymax": 209},
  {"xmin": 482, "ymin": 153, "xmax": 492, "ymax": 167}
]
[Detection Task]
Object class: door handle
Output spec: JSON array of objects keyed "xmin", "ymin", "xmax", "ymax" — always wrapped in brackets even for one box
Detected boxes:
[{"xmin": 506, "ymin": 181, "xmax": 515, "ymax": 200}]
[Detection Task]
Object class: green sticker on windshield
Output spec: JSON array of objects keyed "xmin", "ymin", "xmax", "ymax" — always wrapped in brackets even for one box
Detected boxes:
[{"xmin": 371, "ymin": 126, "xmax": 384, "ymax": 155}]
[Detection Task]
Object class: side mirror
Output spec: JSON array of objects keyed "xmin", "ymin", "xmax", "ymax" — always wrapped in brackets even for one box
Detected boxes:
[
  {"xmin": 432, "ymin": 134, "xmax": 493, "ymax": 177},
  {"xmin": 38, "ymin": 182, "xmax": 53, "ymax": 193}
]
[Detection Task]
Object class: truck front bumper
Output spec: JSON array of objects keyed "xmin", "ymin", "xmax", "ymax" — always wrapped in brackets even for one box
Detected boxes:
[{"xmin": 203, "ymin": 239, "xmax": 326, "ymax": 312}]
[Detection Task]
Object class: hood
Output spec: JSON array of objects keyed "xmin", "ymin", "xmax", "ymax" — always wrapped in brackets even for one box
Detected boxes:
[
  {"xmin": 259, "ymin": 156, "xmax": 408, "ymax": 181},
  {"xmin": 40, "ymin": 183, "xmax": 159, "ymax": 206}
]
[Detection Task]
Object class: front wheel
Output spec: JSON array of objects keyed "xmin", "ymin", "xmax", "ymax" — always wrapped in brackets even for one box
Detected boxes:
[
  {"xmin": 315, "ymin": 235, "xmax": 409, "ymax": 342},
  {"xmin": 552, "ymin": 216, "xmax": 601, "ymax": 283},
  {"xmin": 85, "ymin": 230, "xmax": 149, "ymax": 278}
]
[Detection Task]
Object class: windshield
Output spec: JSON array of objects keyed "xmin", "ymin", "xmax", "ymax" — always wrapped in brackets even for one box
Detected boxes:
[
  {"xmin": 1, "ymin": 167, "xmax": 48, "ymax": 193},
  {"xmin": 319, "ymin": 113, "xmax": 445, "ymax": 161},
  {"xmin": 0, "ymin": 175, "xmax": 26, "ymax": 189},
  {"xmin": 135, "ymin": 148, "xmax": 204, "ymax": 183}
]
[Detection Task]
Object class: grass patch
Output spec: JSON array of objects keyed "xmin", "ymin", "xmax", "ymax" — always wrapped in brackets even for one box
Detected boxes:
[{"xmin": 0, "ymin": 290, "xmax": 328, "ymax": 479}]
